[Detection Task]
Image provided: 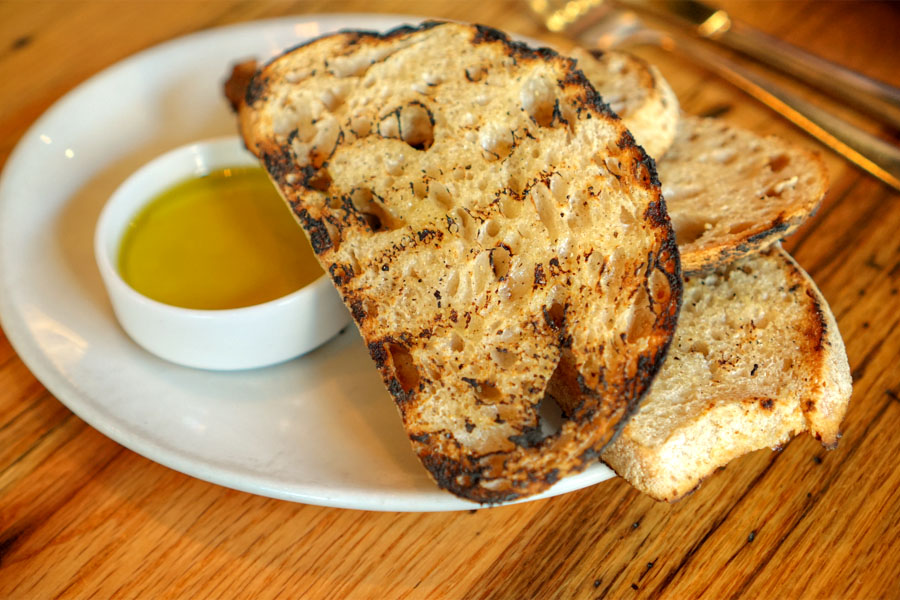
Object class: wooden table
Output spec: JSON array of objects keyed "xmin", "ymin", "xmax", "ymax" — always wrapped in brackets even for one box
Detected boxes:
[{"xmin": 2, "ymin": 1, "xmax": 899, "ymax": 597}]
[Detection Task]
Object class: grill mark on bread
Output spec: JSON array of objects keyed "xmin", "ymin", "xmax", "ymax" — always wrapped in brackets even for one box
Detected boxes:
[
  {"xmin": 295, "ymin": 208, "xmax": 332, "ymax": 255},
  {"xmin": 350, "ymin": 298, "xmax": 367, "ymax": 322},
  {"xmin": 328, "ymin": 262, "xmax": 354, "ymax": 286}
]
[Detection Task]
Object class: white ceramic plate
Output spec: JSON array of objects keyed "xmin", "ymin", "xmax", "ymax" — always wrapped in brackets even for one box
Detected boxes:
[{"xmin": 0, "ymin": 14, "xmax": 614, "ymax": 511}]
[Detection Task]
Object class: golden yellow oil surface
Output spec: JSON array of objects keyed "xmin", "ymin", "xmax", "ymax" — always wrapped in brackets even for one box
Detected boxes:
[{"xmin": 118, "ymin": 167, "xmax": 322, "ymax": 310}]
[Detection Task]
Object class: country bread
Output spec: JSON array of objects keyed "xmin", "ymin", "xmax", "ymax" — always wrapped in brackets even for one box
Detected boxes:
[
  {"xmin": 601, "ymin": 245, "xmax": 852, "ymax": 501},
  {"xmin": 233, "ymin": 22, "xmax": 681, "ymax": 502}
]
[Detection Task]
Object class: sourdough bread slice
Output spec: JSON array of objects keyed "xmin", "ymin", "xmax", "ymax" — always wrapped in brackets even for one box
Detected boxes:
[
  {"xmin": 569, "ymin": 48, "xmax": 679, "ymax": 160},
  {"xmin": 659, "ymin": 117, "xmax": 828, "ymax": 274},
  {"xmin": 601, "ymin": 245, "xmax": 852, "ymax": 501},
  {"xmin": 234, "ymin": 22, "xmax": 681, "ymax": 503}
]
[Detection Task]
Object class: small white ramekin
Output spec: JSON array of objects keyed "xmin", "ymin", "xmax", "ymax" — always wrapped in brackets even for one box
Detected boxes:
[{"xmin": 94, "ymin": 136, "xmax": 350, "ymax": 370}]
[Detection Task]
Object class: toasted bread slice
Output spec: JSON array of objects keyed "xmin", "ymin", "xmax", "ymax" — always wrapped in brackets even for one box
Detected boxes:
[
  {"xmin": 574, "ymin": 50, "xmax": 827, "ymax": 274},
  {"xmin": 233, "ymin": 22, "xmax": 681, "ymax": 503},
  {"xmin": 659, "ymin": 117, "xmax": 828, "ymax": 274},
  {"xmin": 602, "ymin": 245, "xmax": 852, "ymax": 501},
  {"xmin": 570, "ymin": 48, "xmax": 679, "ymax": 160}
]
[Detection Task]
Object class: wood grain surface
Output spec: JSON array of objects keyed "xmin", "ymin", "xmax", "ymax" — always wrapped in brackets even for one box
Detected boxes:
[{"xmin": 2, "ymin": 1, "xmax": 900, "ymax": 598}]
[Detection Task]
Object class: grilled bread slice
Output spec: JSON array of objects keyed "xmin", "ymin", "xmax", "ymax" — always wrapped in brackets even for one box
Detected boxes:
[
  {"xmin": 602, "ymin": 245, "xmax": 851, "ymax": 501},
  {"xmin": 233, "ymin": 22, "xmax": 681, "ymax": 503},
  {"xmin": 570, "ymin": 48, "xmax": 679, "ymax": 160},
  {"xmin": 574, "ymin": 51, "xmax": 827, "ymax": 275}
]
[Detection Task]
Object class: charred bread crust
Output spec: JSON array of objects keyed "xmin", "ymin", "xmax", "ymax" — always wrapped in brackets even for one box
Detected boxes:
[
  {"xmin": 232, "ymin": 21, "xmax": 681, "ymax": 503},
  {"xmin": 679, "ymin": 210, "xmax": 797, "ymax": 275}
]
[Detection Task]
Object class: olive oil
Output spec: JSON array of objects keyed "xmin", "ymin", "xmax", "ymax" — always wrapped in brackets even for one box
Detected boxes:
[{"xmin": 118, "ymin": 167, "xmax": 322, "ymax": 310}]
